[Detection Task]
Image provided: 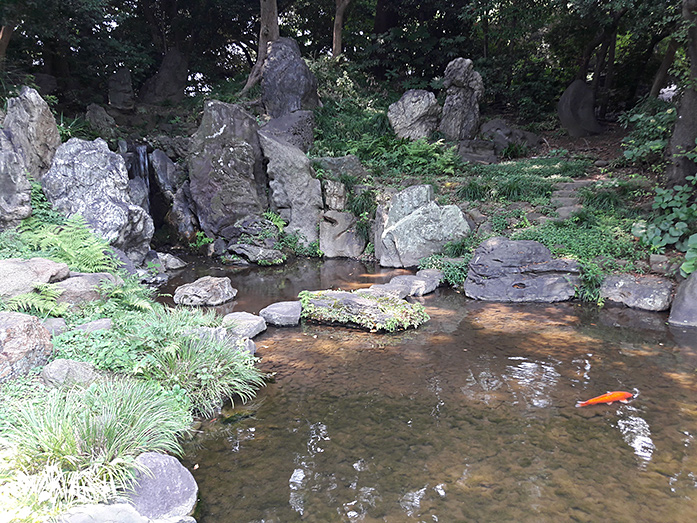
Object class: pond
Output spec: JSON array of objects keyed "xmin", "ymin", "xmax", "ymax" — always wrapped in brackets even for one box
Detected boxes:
[{"xmin": 161, "ymin": 258, "xmax": 697, "ymax": 522}]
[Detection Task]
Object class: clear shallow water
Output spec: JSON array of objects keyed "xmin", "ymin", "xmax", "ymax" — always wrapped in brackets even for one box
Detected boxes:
[{"xmin": 166, "ymin": 259, "xmax": 697, "ymax": 522}]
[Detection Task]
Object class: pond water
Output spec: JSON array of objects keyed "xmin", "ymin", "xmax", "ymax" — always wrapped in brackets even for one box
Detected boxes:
[{"xmin": 162, "ymin": 258, "xmax": 697, "ymax": 522}]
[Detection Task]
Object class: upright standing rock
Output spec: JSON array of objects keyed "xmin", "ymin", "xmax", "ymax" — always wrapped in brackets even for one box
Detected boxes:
[
  {"xmin": 669, "ymin": 272, "xmax": 697, "ymax": 327},
  {"xmin": 138, "ymin": 48, "xmax": 189, "ymax": 104},
  {"xmin": 0, "ymin": 130, "xmax": 31, "ymax": 230},
  {"xmin": 557, "ymin": 79, "xmax": 604, "ymax": 138},
  {"xmin": 108, "ymin": 67, "xmax": 135, "ymax": 110},
  {"xmin": 438, "ymin": 58, "xmax": 484, "ymax": 141},
  {"xmin": 188, "ymin": 101, "xmax": 268, "ymax": 240},
  {"xmin": 41, "ymin": 138, "xmax": 154, "ymax": 265},
  {"xmin": 261, "ymin": 38, "xmax": 320, "ymax": 118},
  {"xmin": 258, "ymin": 131, "xmax": 323, "ymax": 245},
  {"xmin": 3, "ymin": 86, "xmax": 61, "ymax": 180}
]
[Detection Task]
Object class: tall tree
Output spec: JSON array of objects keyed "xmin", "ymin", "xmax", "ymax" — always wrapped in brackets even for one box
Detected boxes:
[
  {"xmin": 332, "ymin": 0, "xmax": 352, "ymax": 57},
  {"xmin": 240, "ymin": 0, "xmax": 279, "ymax": 95}
]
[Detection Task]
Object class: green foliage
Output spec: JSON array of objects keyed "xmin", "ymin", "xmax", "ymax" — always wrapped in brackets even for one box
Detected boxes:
[
  {"xmin": 575, "ymin": 261, "xmax": 605, "ymax": 306},
  {"xmin": 418, "ymin": 234, "xmax": 484, "ymax": 286},
  {"xmin": 20, "ymin": 215, "xmax": 116, "ymax": 273},
  {"xmin": 680, "ymin": 234, "xmax": 697, "ymax": 277},
  {"xmin": 55, "ymin": 114, "xmax": 99, "ymax": 143},
  {"xmin": 278, "ymin": 233, "xmax": 323, "ymax": 258},
  {"xmin": 3, "ymin": 283, "xmax": 68, "ymax": 318},
  {"xmin": 263, "ymin": 211, "xmax": 286, "ymax": 234},
  {"xmin": 347, "ymin": 189, "xmax": 377, "ymax": 243},
  {"xmin": 631, "ymin": 175, "xmax": 697, "ymax": 253},
  {"xmin": 579, "ymin": 180, "xmax": 645, "ymax": 218},
  {"xmin": 27, "ymin": 182, "xmax": 65, "ymax": 226},
  {"xmin": 619, "ymin": 97, "xmax": 676, "ymax": 169},
  {"xmin": 1, "ymin": 379, "xmax": 191, "ymax": 515},
  {"xmin": 190, "ymin": 231, "xmax": 214, "ymax": 249}
]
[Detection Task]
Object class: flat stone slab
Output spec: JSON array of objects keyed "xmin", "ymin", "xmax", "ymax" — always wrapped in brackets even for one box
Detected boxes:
[
  {"xmin": 173, "ymin": 276, "xmax": 237, "ymax": 306},
  {"xmin": 259, "ymin": 301, "xmax": 302, "ymax": 326},
  {"xmin": 222, "ymin": 311, "xmax": 267, "ymax": 338},
  {"xmin": 600, "ymin": 275, "xmax": 674, "ymax": 311},
  {"xmin": 464, "ymin": 237, "xmax": 581, "ymax": 303},
  {"xmin": 299, "ymin": 289, "xmax": 429, "ymax": 331},
  {"xmin": 387, "ymin": 274, "xmax": 439, "ymax": 297}
]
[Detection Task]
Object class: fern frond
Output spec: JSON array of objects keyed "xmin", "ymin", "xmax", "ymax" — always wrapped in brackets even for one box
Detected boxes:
[{"xmin": 5, "ymin": 283, "xmax": 68, "ymax": 317}]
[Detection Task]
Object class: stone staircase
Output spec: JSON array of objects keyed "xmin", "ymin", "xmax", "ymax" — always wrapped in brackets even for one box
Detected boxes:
[{"xmin": 550, "ymin": 179, "xmax": 595, "ymax": 220}]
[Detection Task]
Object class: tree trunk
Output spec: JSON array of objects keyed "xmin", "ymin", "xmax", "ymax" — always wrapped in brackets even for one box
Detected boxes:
[
  {"xmin": 650, "ymin": 38, "xmax": 679, "ymax": 98},
  {"xmin": 332, "ymin": 0, "xmax": 352, "ymax": 57},
  {"xmin": 240, "ymin": 0, "xmax": 279, "ymax": 96},
  {"xmin": 599, "ymin": 32, "xmax": 616, "ymax": 119},
  {"xmin": 666, "ymin": 0, "xmax": 697, "ymax": 187},
  {"xmin": 0, "ymin": 25, "xmax": 14, "ymax": 70}
]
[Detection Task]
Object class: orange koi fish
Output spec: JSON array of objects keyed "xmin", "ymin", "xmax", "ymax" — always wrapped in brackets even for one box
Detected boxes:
[{"xmin": 576, "ymin": 391, "xmax": 633, "ymax": 407}]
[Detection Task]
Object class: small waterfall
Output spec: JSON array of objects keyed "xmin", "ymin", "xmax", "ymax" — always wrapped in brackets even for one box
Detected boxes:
[{"xmin": 127, "ymin": 144, "xmax": 151, "ymax": 212}]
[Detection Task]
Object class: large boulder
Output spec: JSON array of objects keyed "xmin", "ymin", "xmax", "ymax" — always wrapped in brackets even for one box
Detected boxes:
[
  {"xmin": 600, "ymin": 275, "xmax": 674, "ymax": 311},
  {"xmin": 480, "ymin": 118, "xmax": 541, "ymax": 155},
  {"xmin": 55, "ymin": 272, "xmax": 122, "ymax": 305},
  {"xmin": 85, "ymin": 103, "xmax": 118, "ymax": 139},
  {"xmin": 668, "ymin": 272, "xmax": 697, "ymax": 327},
  {"xmin": 376, "ymin": 185, "xmax": 470, "ymax": 268},
  {"xmin": 108, "ymin": 67, "xmax": 135, "ymax": 110},
  {"xmin": 319, "ymin": 210, "xmax": 366, "ymax": 258},
  {"xmin": 557, "ymin": 79, "xmax": 604, "ymax": 138},
  {"xmin": 41, "ymin": 358, "xmax": 100, "ymax": 389},
  {"xmin": 300, "ymin": 289, "xmax": 429, "ymax": 331},
  {"xmin": 464, "ymin": 237, "xmax": 581, "ymax": 302},
  {"xmin": 173, "ymin": 276, "xmax": 237, "ymax": 306},
  {"xmin": 125, "ymin": 452, "xmax": 198, "ymax": 519},
  {"xmin": 387, "ymin": 89, "xmax": 441, "ymax": 140},
  {"xmin": 261, "ymin": 37, "xmax": 320, "ymax": 118},
  {"xmin": 138, "ymin": 48, "xmax": 189, "ymax": 105},
  {"xmin": 258, "ymin": 131, "xmax": 323, "ymax": 245},
  {"xmin": 0, "ymin": 258, "xmax": 70, "ymax": 299},
  {"xmin": 3, "ymin": 86, "xmax": 61, "ymax": 180},
  {"xmin": 188, "ymin": 101, "xmax": 267, "ymax": 240},
  {"xmin": 0, "ymin": 311, "xmax": 53, "ymax": 383},
  {"xmin": 166, "ymin": 181, "xmax": 199, "ymax": 243},
  {"xmin": 150, "ymin": 149, "xmax": 186, "ymax": 203},
  {"xmin": 228, "ymin": 243, "xmax": 285, "ymax": 264},
  {"xmin": 457, "ymin": 139, "xmax": 497, "ymax": 164},
  {"xmin": 41, "ymin": 138, "xmax": 154, "ymax": 265},
  {"xmin": 0, "ymin": 129, "xmax": 32, "ymax": 229},
  {"xmin": 261, "ymin": 110, "xmax": 315, "ymax": 152},
  {"xmin": 438, "ymin": 58, "xmax": 484, "ymax": 141}
]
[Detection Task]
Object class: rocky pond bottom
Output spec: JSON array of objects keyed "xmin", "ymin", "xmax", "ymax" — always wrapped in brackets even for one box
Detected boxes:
[{"xmin": 161, "ymin": 259, "xmax": 697, "ymax": 522}]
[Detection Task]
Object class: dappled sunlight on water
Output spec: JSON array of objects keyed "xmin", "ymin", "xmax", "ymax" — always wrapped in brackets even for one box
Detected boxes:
[{"xmin": 177, "ymin": 261, "xmax": 697, "ymax": 522}]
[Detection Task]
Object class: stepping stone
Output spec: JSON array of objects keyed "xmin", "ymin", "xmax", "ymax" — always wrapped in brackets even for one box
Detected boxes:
[
  {"xmin": 554, "ymin": 180, "xmax": 594, "ymax": 190},
  {"xmin": 556, "ymin": 205, "xmax": 583, "ymax": 220},
  {"xmin": 259, "ymin": 301, "xmax": 301, "ymax": 327},
  {"xmin": 222, "ymin": 311, "xmax": 267, "ymax": 338},
  {"xmin": 552, "ymin": 189, "xmax": 578, "ymax": 198},
  {"xmin": 551, "ymin": 196, "xmax": 580, "ymax": 207}
]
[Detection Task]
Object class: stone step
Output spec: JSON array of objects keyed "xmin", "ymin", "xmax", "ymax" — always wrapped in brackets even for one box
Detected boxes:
[
  {"xmin": 555, "ymin": 180, "xmax": 595, "ymax": 190},
  {"xmin": 552, "ymin": 189, "xmax": 578, "ymax": 198},
  {"xmin": 552, "ymin": 196, "xmax": 580, "ymax": 207},
  {"xmin": 556, "ymin": 205, "xmax": 584, "ymax": 220}
]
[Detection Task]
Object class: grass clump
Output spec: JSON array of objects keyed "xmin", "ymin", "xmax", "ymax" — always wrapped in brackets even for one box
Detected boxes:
[{"xmin": 0, "ymin": 379, "xmax": 192, "ymax": 518}]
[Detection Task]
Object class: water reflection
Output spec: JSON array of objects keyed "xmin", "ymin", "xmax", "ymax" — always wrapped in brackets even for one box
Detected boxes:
[{"xmin": 178, "ymin": 259, "xmax": 697, "ymax": 522}]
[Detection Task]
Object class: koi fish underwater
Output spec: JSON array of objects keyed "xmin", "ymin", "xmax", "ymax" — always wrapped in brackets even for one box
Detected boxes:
[{"xmin": 576, "ymin": 391, "xmax": 633, "ymax": 407}]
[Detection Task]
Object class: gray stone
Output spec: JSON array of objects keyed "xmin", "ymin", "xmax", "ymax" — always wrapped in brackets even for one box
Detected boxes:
[
  {"xmin": 380, "ymin": 201, "xmax": 471, "ymax": 268},
  {"xmin": 0, "ymin": 312, "xmax": 52, "ymax": 383},
  {"xmin": 259, "ymin": 301, "xmax": 302, "ymax": 327},
  {"xmin": 109, "ymin": 67, "xmax": 135, "ymax": 110},
  {"xmin": 322, "ymin": 179, "xmax": 348, "ymax": 211},
  {"xmin": 457, "ymin": 139, "xmax": 497, "ymax": 164},
  {"xmin": 314, "ymin": 155, "xmax": 369, "ymax": 181},
  {"xmin": 0, "ymin": 257, "xmax": 70, "ymax": 299},
  {"xmin": 258, "ymin": 132, "xmax": 323, "ymax": 246},
  {"xmin": 173, "ymin": 276, "xmax": 237, "ymax": 306},
  {"xmin": 668, "ymin": 272, "xmax": 697, "ymax": 327},
  {"xmin": 190, "ymin": 326, "xmax": 256, "ymax": 355},
  {"xmin": 55, "ymin": 272, "xmax": 121, "ymax": 305},
  {"xmin": 57, "ymin": 503, "xmax": 147, "ymax": 523},
  {"xmin": 557, "ymin": 79, "xmax": 604, "ymax": 138},
  {"xmin": 0, "ymin": 129, "xmax": 32, "ymax": 229},
  {"xmin": 147, "ymin": 135, "xmax": 191, "ymax": 161},
  {"xmin": 388, "ymin": 274, "xmax": 439, "ymax": 296},
  {"xmin": 76, "ymin": 318, "xmax": 113, "ymax": 333},
  {"xmin": 188, "ymin": 101, "xmax": 267, "ymax": 239},
  {"xmin": 166, "ymin": 182, "xmax": 198, "ymax": 243},
  {"xmin": 261, "ymin": 37, "xmax": 320, "ymax": 118},
  {"xmin": 3, "ymin": 86, "xmax": 61, "ymax": 180},
  {"xmin": 464, "ymin": 237, "xmax": 581, "ymax": 302},
  {"xmin": 300, "ymin": 289, "xmax": 428, "ymax": 331},
  {"xmin": 360, "ymin": 282, "xmax": 410, "ymax": 299},
  {"xmin": 319, "ymin": 210, "xmax": 366, "ymax": 258},
  {"xmin": 150, "ymin": 149, "xmax": 186, "ymax": 204},
  {"xmin": 388, "ymin": 89, "xmax": 441, "ymax": 140},
  {"xmin": 157, "ymin": 252, "xmax": 187, "ymax": 270},
  {"xmin": 229, "ymin": 243, "xmax": 285, "ymax": 264},
  {"xmin": 126, "ymin": 452, "xmax": 198, "ymax": 519},
  {"xmin": 261, "ymin": 110, "xmax": 315, "ymax": 152},
  {"xmin": 41, "ymin": 138, "xmax": 154, "ymax": 265},
  {"xmin": 416, "ymin": 268, "xmax": 444, "ymax": 286},
  {"xmin": 438, "ymin": 58, "xmax": 484, "ymax": 141},
  {"xmin": 139, "ymin": 48, "xmax": 189, "ymax": 104},
  {"xmin": 85, "ymin": 104, "xmax": 117, "ymax": 139},
  {"xmin": 600, "ymin": 275, "xmax": 674, "ymax": 311},
  {"xmin": 41, "ymin": 358, "xmax": 99, "ymax": 388},
  {"xmin": 43, "ymin": 317, "xmax": 67, "ymax": 337},
  {"xmin": 480, "ymin": 118, "xmax": 540, "ymax": 155},
  {"xmin": 222, "ymin": 311, "xmax": 267, "ymax": 338}
]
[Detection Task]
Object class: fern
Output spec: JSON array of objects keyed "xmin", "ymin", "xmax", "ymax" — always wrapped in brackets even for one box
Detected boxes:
[
  {"xmin": 5, "ymin": 283, "xmax": 69, "ymax": 317},
  {"xmin": 20, "ymin": 215, "xmax": 117, "ymax": 273},
  {"xmin": 100, "ymin": 278, "xmax": 154, "ymax": 313}
]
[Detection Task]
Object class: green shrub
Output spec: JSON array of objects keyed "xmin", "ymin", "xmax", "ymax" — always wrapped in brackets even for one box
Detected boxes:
[
  {"xmin": 681, "ymin": 233, "xmax": 697, "ymax": 276},
  {"xmin": 0, "ymin": 379, "xmax": 191, "ymax": 516},
  {"xmin": 619, "ymin": 97, "xmax": 676, "ymax": 169}
]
